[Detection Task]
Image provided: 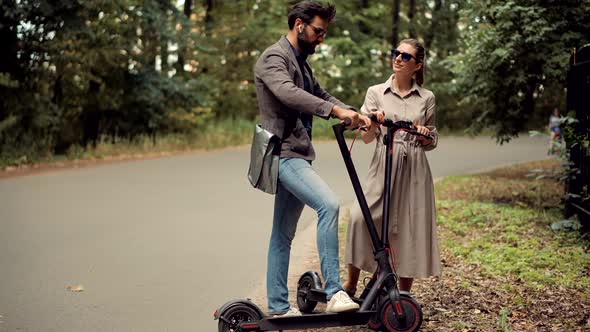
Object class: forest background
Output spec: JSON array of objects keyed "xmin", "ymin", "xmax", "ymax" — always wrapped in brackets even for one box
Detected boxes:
[{"xmin": 1, "ymin": 0, "xmax": 589, "ymax": 167}]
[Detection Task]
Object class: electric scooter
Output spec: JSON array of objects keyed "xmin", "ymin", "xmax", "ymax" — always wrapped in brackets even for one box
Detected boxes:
[{"xmin": 215, "ymin": 117, "xmax": 431, "ymax": 332}]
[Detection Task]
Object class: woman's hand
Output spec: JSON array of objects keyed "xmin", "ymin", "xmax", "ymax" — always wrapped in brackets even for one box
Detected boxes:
[
  {"xmin": 361, "ymin": 111, "xmax": 384, "ymax": 144},
  {"xmin": 370, "ymin": 111, "xmax": 385, "ymax": 129},
  {"xmin": 414, "ymin": 125, "xmax": 432, "ymax": 146}
]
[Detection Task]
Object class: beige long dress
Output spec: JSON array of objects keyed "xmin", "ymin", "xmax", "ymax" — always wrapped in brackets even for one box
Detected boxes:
[{"xmin": 345, "ymin": 75, "xmax": 441, "ymax": 278}]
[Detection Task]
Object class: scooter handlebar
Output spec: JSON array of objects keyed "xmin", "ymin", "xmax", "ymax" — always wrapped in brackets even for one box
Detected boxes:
[
  {"xmin": 340, "ymin": 115, "xmax": 433, "ymax": 140},
  {"xmin": 367, "ymin": 114, "xmax": 434, "ymax": 140},
  {"xmin": 342, "ymin": 118, "xmax": 352, "ymax": 127}
]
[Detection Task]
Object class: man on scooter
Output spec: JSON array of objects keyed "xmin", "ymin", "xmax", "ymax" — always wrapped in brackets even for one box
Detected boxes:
[{"xmin": 254, "ymin": 0, "xmax": 371, "ymax": 317}]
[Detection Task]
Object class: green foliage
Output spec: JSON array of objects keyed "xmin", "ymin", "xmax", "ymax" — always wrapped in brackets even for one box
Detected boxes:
[
  {"xmin": 498, "ymin": 308, "xmax": 511, "ymax": 332},
  {"xmin": 450, "ymin": 0, "xmax": 590, "ymax": 143},
  {"xmin": 2, "ymin": 0, "xmax": 589, "ymax": 166},
  {"xmin": 0, "ymin": 0, "xmax": 212, "ymax": 166},
  {"xmin": 200, "ymin": 0, "xmax": 285, "ymax": 120}
]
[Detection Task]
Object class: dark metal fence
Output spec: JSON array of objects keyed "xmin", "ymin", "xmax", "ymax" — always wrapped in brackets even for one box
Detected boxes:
[{"xmin": 566, "ymin": 45, "xmax": 590, "ymax": 231}]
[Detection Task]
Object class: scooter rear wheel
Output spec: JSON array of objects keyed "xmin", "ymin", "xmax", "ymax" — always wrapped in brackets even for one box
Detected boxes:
[
  {"xmin": 380, "ymin": 294, "xmax": 422, "ymax": 332},
  {"xmin": 218, "ymin": 304, "xmax": 263, "ymax": 332},
  {"xmin": 296, "ymin": 274, "xmax": 318, "ymax": 313}
]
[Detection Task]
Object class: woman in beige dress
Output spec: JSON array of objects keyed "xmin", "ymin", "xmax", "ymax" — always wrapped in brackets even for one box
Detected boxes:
[{"xmin": 343, "ymin": 39, "xmax": 441, "ymax": 294}]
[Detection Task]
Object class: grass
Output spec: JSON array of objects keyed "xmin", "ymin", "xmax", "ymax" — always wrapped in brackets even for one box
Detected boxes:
[
  {"xmin": 0, "ymin": 117, "xmax": 354, "ymax": 171},
  {"xmin": 0, "ymin": 117, "xmax": 255, "ymax": 170},
  {"xmin": 437, "ymin": 199, "xmax": 590, "ymax": 291},
  {"xmin": 0, "ymin": 116, "xmax": 545, "ymax": 171},
  {"xmin": 69, "ymin": 117, "xmax": 255, "ymax": 158},
  {"xmin": 434, "ymin": 160, "xmax": 590, "ymax": 292}
]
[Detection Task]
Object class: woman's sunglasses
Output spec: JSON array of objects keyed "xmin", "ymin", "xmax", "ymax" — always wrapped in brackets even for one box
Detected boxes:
[{"xmin": 392, "ymin": 49, "xmax": 420, "ymax": 63}]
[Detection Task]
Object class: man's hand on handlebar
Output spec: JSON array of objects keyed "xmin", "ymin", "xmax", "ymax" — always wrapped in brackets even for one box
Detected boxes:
[{"xmin": 331, "ymin": 105, "xmax": 371, "ymax": 129}]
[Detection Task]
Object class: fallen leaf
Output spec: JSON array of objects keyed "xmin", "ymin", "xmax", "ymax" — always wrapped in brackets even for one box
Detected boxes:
[{"xmin": 66, "ymin": 285, "xmax": 84, "ymax": 292}]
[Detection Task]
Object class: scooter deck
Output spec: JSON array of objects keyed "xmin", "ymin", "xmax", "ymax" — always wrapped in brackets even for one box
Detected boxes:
[{"xmin": 241, "ymin": 311, "xmax": 376, "ymax": 331}]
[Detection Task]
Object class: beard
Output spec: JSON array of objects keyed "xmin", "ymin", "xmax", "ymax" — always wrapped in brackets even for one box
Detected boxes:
[{"xmin": 297, "ymin": 32, "xmax": 318, "ymax": 55}]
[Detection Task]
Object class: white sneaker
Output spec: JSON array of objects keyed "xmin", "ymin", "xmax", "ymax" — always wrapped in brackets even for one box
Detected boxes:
[
  {"xmin": 326, "ymin": 290, "xmax": 360, "ymax": 313},
  {"xmin": 275, "ymin": 307, "xmax": 302, "ymax": 317}
]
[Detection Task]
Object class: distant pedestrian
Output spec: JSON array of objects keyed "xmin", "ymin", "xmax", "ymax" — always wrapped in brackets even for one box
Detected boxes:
[{"xmin": 548, "ymin": 108, "xmax": 562, "ymax": 155}]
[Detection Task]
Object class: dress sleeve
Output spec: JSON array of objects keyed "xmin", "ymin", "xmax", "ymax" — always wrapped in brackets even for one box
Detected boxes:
[
  {"xmin": 422, "ymin": 94, "xmax": 438, "ymax": 151},
  {"xmin": 360, "ymin": 88, "xmax": 379, "ymax": 116}
]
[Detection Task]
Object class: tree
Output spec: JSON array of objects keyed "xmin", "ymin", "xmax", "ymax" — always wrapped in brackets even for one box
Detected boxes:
[
  {"xmin": 175, "ymin": 0, "xmax": 192, "ymax": 72},
  {"xmin": 450, "ymin": 0, "xmax": 590, "ymax": 142},
  {"xmin": 423, "ymin": 0, "xmax": 441, "ymax": 52},
  {"xmin": 391, "ymin": 0, "xmax": 400, "ymax": 56},
  {"xmin": 408, "ymin": 0, "xmax": 416, "ymax": 38},
  {"xmin": 0, "ymin": 0, "xmax": 210, "ymax": 164}
]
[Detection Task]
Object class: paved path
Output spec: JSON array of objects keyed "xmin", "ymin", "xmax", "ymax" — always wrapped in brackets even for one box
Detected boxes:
[{"xmin": 0, "ymin": 135, "xmax": 548, "ymax": 332}]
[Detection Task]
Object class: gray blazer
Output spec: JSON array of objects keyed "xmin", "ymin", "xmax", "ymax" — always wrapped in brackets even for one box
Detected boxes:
[{"xmin": 254, "ymin": 36, "xmax": 352, "ymax": 160}]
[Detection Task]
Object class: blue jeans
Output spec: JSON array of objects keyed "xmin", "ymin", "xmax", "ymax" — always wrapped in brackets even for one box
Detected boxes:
[{"xmin": 267, "ymin": 157, "xmax": 342, "ymax": 314}]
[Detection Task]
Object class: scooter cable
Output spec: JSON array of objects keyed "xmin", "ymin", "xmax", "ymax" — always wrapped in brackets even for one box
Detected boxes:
[{"xmin": 348, "ymin": 126, "xmax": 364, "ymax": 154}]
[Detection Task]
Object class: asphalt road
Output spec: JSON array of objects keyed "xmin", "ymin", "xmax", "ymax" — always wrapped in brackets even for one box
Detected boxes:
[{"xmin": 0, "ymin": 135, "xmax": 548, "ymax": 332}]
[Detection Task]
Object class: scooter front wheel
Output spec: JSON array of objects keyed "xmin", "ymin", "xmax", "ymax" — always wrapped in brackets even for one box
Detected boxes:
[
  {"xmin": 296, "ymin": 274, "xmax": 318, "ymax": 313},
  {"xmin": 217, "ymin": 304, "xmax": 263, "ymax": 332},
  {"xmin": 380, "ymin": 294, "xmax": 422, "ymax": 332},
  {"xmin": 367, "ymin": 292, "xmax": 386, "ymax": 331}
]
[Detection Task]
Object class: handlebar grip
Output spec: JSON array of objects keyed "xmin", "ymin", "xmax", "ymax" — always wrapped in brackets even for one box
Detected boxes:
[
  {"xmin": 343, "ymin": 118, "xmax": 352, "ymax": 127},
  {"xmin": 407, "ymin": 130, "xmax": 434, "ymax": 140}
]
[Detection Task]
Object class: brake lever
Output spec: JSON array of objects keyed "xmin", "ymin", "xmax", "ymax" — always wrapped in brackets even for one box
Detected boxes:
[{"xmin": 404, "ymin": 129, "xmax": 434, "ymax": 140}]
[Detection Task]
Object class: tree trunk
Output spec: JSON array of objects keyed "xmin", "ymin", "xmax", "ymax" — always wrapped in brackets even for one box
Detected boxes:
[
  {"xmin": 358, "ymin": 0, "xmax": 370, "ymax": 34},
  {"xmin": 204, "ymin": 0, "xmax": 214, "ymax": 37},
  {"xmin": 82, "ymin": 80, "xmax": 101, "ymax": 150},
  {"xmin": 142, "ymin": 27, "xmax": 158, "ymax": 70},
  {"xmin": 424, "ymin": 0, "xmax": 442, "ymax": 53},
  {"xmin": 160, "ymin": 37, "xmax": 169, "ymax": 73},
  {"xmin": 184, "ymin": 0, "xmax": 192, "ymax": 17},
  {"xmin": 157, "ymin": 0, "xmax": 170, "ymax": 73},
  {"xmin": 391, "ymin": 0, "xmax": 400, "ymax": 57},
  {"xmin": 200, "ymin": 0, "xmax": 215, "ymax": 74},
  {"xmin": 0, "ymin": 0, "xmax": 21, "ymax": 80},
  {"xmin": 175, "ymin": 0, "xmax": 192, "ymax": 73},
  {"xmin": 52, "ymin": 73, "xmax": 63, "ymax": 107},
  {"xmin": 408, "ymin": 0, "xmax": 416, "ymax": 38}
]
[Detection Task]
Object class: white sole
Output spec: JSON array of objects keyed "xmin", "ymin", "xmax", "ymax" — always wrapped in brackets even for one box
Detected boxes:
[{"xmin": 326, "ymin": 304, "xmax": 360, "ymax": 313}]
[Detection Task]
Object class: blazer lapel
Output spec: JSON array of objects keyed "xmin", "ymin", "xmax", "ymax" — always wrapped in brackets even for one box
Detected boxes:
[{"xmin": 278, "ymin": 36, "xmax": 304, "ymax": 89}]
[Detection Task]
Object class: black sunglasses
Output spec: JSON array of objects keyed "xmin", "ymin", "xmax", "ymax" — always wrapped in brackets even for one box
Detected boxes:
[
  {"xmin": 392, "ymin": 49, "xmax": 420, "ymax": 63},
  {"xmin": 307, "ymin": 23, "xmax": 327, "ymax": 38}
]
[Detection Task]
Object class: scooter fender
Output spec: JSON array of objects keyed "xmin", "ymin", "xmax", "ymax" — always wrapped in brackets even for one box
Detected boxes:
[
  {"xmin": 297, "ymin": 271, "xmax": 322, "ymax": 289},
  {"xmin": 399, "ymin": 290, "xmax": 412, "ymax": 297},
  {"xmin": 214, "ymin": 299, "xmax": 265, "ymax": 321}
]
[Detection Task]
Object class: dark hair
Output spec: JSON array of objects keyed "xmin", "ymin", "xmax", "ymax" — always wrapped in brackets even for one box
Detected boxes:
[
  {"xmin": 287, "ymin": 1, "xmax": 336, "ymax": 29},
  {"xmin": 398, "ymin": 38, "xmax": 426, "ymax": 86}
]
